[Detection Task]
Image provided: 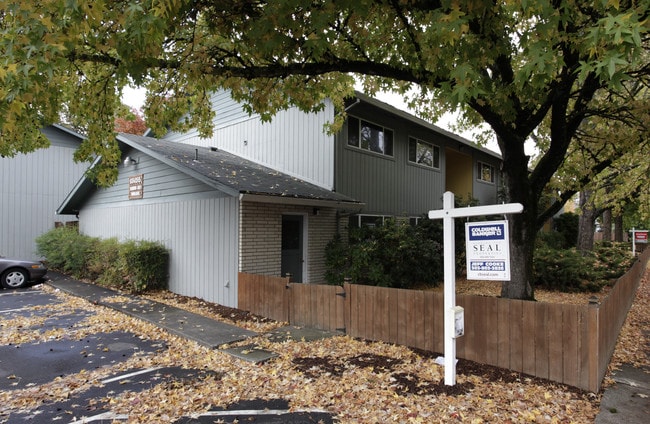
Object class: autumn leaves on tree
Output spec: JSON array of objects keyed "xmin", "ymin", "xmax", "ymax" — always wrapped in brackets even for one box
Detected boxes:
[{"xmin": 1, "ymin": 1, "xmax": 647, "ymax": 299}]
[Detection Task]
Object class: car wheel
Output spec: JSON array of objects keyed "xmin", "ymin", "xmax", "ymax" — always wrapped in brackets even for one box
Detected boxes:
[{"xmin": 1, "ymin": 268, "xmax": 29, "ymax": 289}]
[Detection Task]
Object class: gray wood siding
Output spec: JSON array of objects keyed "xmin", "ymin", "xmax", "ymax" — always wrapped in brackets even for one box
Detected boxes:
[
  {"xmin": 335, "ymin": 104, "xmax": 501, "ymax": 215},
  {"xmin": 41, "ymin": 126, "xmax": 83, "ymax": 149},
  {"xmin": 162, "ymin": 90, "xmax": 335, "ymax": 189},
  {"xmin": 80, "ymin": 196, "xmax": 240, "ymax": 307},
  {"xmin": 335, "ymin": 106, "xmax": 446, "ymax": 216},
  {"xmin": 472, "ymin": 151, "xmax": 502, "ymax": 205},
  {"xmin": 85, "ymin": 148, "xmax": 225, "ymax": 208},
  {"xmin": 0, "ymin": 143, "xmax": 89, "ymax": 259},
  {"xmin": 162, "ymin": 90, "xmax": 253, "ymax": 139}
]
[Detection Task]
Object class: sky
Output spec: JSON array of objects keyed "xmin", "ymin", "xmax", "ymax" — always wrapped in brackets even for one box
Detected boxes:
[{"xmin": 121, "ymin": 85, "xmax": 504, "ymax": 154}]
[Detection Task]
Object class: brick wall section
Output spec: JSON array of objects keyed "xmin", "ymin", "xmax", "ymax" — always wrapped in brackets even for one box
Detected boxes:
[
  {"xmin": 307, "ymin": 207, "xmax": 338, "ymax": 283},
  {"xmin": 239, "ymin": 201, "xmax": 341, "ymax": 283},
  {"xmin": 239, "ymin": 202, "xmax": 282, "ymax": 276}
]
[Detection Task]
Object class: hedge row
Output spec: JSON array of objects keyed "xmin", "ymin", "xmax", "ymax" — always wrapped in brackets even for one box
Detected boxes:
[
  {"xmin": 36, "ymin": 226, "xmax": 169, "ymax": 293},
  {"xmin": 533, "ymin": 241, "xmax": 636, "ymax": 292},
  {"xmin": 326, "ymin": 218, "xmax": 635, "ymax": 293}
]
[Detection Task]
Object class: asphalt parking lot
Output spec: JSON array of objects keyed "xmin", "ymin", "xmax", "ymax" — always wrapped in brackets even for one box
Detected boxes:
[{"xmin": 0, "ymin": 286, "xmax": 335, "ymax": 423}]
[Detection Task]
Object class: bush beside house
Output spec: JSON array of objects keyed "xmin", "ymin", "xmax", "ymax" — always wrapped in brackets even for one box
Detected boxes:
[
  {"xmin": 36, "ymin": 226, "xmax": 169, "ymax": 293},
  {"xmin": 327, "ymin": 216, "xmax": 635, "ymax": 293}
]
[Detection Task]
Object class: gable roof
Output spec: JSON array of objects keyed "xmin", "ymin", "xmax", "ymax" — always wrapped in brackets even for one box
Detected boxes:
[{"xmin": 58, "ymin": 134, "xmax": 362, "ymax": 214}]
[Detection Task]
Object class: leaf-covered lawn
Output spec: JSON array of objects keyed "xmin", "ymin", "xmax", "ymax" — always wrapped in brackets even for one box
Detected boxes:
[{"xmin": 2, "ymin": 267, "xmax": 647, "ymax": 423}]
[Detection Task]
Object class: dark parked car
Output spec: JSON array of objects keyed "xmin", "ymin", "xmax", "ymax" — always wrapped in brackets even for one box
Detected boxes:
[{"xmin": 0, "ymin": 256, "xmax": 48, "ymax": 289}]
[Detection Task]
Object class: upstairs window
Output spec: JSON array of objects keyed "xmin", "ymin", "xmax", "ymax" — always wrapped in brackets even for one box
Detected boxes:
[
  {"xmin": 477, "ymin": 161, "xmax": 495, "ymax": 183},
  {"xmin": 408, "ymin": 137, "xmax": 440, "ymax": 168},
  {"xmin": 348, "ymin": 117, "xmax": 393, "ymax": 157}
]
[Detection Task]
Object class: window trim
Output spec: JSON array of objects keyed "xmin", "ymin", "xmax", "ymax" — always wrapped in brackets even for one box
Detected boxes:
[
  {"xmin": 347, "ymin": 116, "xmax": 394, "ymax": 158},
  {"xmin": 477, "ymin": 161, "xmax": 496, "ymax": 184},
  {"xmin": 408, "ymin": 136, "xmax": 440, "ymax": 169},
  {"xmin": 349, "ymin": 214, "xmax": 390, "ymax": 228}
]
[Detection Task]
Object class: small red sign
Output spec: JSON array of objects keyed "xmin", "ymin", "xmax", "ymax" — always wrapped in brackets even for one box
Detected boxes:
[{"xmin": 634, "ymin": 230, "xmax": 648, "ymax": 243}]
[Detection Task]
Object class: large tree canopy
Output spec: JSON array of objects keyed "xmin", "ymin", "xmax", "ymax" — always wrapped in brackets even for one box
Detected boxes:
[{"xmin": 1, "ymin": 0, "xmax": 648, "ymax": 299}]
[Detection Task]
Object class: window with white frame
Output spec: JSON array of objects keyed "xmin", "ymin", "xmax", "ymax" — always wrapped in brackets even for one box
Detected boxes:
[
  {"xmin": 347, "ymin": 116, "xmax": 393, "ymax": 157},
  {"xmin": 408, "ymin": 137, "xmax": 440, "ymax": 168},
  {"xmin": 477, "ymin": 161, "xmax": 495, "ymax": 183},
  {"xmin": 349, "ymin": 214, "xmax": 390, "ymax": 229}
]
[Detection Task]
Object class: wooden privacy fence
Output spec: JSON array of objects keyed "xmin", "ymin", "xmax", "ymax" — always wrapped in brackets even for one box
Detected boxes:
[{"xmin": 238, "ymin": 249, "xmax": 649, "ymax": 392}]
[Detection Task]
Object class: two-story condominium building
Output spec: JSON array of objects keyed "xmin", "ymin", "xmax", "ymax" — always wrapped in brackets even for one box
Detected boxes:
[{"xmin": 58, "ymin": 91, "xmax": 501, "ymax": 307}]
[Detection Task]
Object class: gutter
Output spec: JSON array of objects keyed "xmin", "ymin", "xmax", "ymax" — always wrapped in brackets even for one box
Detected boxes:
[{"xmin": 239, "ymin": 193, "xmax": 364, "ymax": 210}]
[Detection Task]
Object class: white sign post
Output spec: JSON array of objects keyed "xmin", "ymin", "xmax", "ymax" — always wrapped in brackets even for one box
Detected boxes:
[{"xmin": 428, "ymin": 192, "xmax": 523, "ymax": 386}]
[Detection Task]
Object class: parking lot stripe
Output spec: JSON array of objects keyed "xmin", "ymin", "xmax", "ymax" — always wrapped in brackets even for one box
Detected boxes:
[
  {"xmin": 0, "ymin": 290, "xmax": 42, "ymax": 296},
  {"xmin": 101, "ymin": 367, "xmax": 163, "ymax": 384},
  {"xmin": 192, "ymin": 408, "xmax": 331, "ymax": 417},
  {"xmin": 69, "ymin": 412, "xmax": 129, "ymax": 422},
  {"xmin": 0, "ymin": 307, "xmax": 31, "ymax": 313}
]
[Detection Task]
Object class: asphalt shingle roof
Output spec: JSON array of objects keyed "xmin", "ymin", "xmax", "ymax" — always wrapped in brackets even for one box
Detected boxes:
[{"xmin": 118, "ymin": 134, "xmax": 360, "ymax": 205}]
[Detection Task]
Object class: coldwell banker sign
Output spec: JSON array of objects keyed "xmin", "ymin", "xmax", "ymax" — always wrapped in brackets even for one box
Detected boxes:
[{"xmin": 465, "ymin": 220, "xmax": 511, "ymax": 281}]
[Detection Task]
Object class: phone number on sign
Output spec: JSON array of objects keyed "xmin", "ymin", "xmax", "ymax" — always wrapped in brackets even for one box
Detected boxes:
[{"xmin": 470, "ymin": 261, "xmax": 505, "ymax": 271}]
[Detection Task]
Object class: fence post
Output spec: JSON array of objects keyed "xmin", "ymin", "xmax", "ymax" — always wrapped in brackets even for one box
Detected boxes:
[
  {"xmin": 587, "ymin": 298, "xmax": 600, "ymax": 392},
  {"xmin": 343, "ymin": 277, "xmax": 352, "ymax": 337}
]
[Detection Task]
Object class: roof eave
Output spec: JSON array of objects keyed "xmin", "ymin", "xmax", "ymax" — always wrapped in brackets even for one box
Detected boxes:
[
  {"xmin": 239, "ymin": 193, "xmax": 364, "ymax": 210},
  {"xmin": 352, "ymin": 91, "xmax": 502, "ymax": 160}
]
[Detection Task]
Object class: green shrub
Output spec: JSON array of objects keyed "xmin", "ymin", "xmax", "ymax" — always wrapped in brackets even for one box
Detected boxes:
[
  {"xmin": 325, "ymin": 218, "xmax": 444, "ymax": 288},
  {"xmin": 324, "ymin": 234, "xmax": 351, "ymax": 285},
  {"xmin": 36, "ymin": 227, "xmax": 169, "ymax": 293},
  {"xmin": 120, "ymin": 240, "xmax": 169, "ymax": 292},
  {"xmin": 35, "ymin": 226, "xmax": 79, "ymax": 270},
  {"xmin": 591, "ymin": 241, "xmax": 636, "ymax": 281},
  {"xmin": 533, "ymin": 247, "xmax": 596, "ymax": 292},
  {"xmin": 533, "ymin": 242, "xmax": 635, "ymax": 292},
  {"xmin": 35, "ymin": 226, "xmax": 95, "ymax": 277},
  {"xmin": 325, "ymin": 196, "xmax": 490, "ymax": 289},
  {"xmin": 536, "ymin": 230, "xmax": 566, "ymax": 250},
  {"xmin": 536, "ymin": 213, "xmax": 580, "ymax": 250},
  {"xmin": 553, "ymin": 212, "xmax": 579, "ymax": 248},
  {"xmin": 88, "ymin": 238, "xmax": 122, "ymax": 286}
]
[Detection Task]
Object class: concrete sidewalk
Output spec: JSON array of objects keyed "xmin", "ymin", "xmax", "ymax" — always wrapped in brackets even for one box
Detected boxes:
[
  {"xmin": 47, "ymin": 271, "xmax": 257, "ymax": 349},
  {"xmin": 46, "ymin": 272, "xmax": 336, "ymax": 364},
  {"xmin": 596, "ymin": 362, "xmax": 650, "ymax": 423},
  {"xmin": 595, "ymin": 273, "xmax": 650, "ymax": 424}
]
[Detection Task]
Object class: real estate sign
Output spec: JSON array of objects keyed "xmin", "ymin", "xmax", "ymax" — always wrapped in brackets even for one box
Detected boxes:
[
  {"xmin": 465, "ymin": 220, "xmax": 510, "ymax": 281},
  {"xmin": 634, "ymin": 230, "xmax": 648, "ymax": 243}
]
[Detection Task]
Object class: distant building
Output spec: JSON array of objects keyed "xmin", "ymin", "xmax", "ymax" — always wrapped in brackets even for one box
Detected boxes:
[{"xmin": 1, "ymin": 125, "xmax": 88, "ymax": 260}]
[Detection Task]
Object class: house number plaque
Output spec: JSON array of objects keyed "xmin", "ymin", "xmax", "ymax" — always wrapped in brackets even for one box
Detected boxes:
[{"xmin": 128, "ymin": 174, "xmax": 144, "ymax": 199}]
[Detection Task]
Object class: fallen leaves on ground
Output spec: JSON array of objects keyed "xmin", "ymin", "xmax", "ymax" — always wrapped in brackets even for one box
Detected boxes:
[
  {"xmin": 427, "ymin": 278, "xmax": 612, "ymax": 305},
  {"xmin": 141, "ymin": 290, "xmax": 284, "ymax": 333},
  {"xmin": 606, "ymin": 263, "xmax": 650, "ymax": 371},
  {"xmin": 4, "ymin": 265, "xmax": 649, "ymax": 423}
]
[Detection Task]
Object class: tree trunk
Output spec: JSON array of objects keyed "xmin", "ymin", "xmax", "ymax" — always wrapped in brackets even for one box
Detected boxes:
[
  {"xmin": 614, "ymin": 214, "xmax": 624, "ymax": 242},
  {"xmin": 577, "ymin": 191, "xmax": 597, "ymax": 251},
  {"xmin": 602, "ymin": 209, "xmax": 612, "ymax": 241},
  {"xmin": 498, "ymin": 140, "xmax": 535, "ymax": 300},
  {"xmin": 502, "ymin": 209, "xmax": 536, "ymax": 300}
]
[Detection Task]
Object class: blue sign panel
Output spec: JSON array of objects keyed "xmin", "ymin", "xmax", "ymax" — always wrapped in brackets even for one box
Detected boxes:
[{"xmin": 467, "ymin": 223, "xmax": 506, "ymax": 241}]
